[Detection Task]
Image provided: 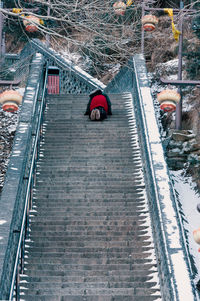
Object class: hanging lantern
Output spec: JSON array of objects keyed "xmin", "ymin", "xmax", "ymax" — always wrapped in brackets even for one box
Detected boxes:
[
  {"xmin": 0, "ymin": 90, "xmax": 22, "ymax": 112},
  {"xmin": 193, "ymin": 228, "xmax": 200, "ymax": 245},
  {"xmin": 142, "ymin": 15, "xmax": 158, "ymax": 31},
  {"xmin": 157, "ymin": 89, "xmax": 181, "ymax": 112},
  {"xmin": 113, "ymin": 1, "xmax": 127, "ymax": 16},
  {"xmin": 23, "ymin": 16, "xmax": 40, "ymax": 32}
]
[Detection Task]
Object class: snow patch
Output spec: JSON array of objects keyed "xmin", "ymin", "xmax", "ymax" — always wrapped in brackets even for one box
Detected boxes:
[{"xmin": 171, "ymin": 170, "xmax": 200, "ymax": 278}]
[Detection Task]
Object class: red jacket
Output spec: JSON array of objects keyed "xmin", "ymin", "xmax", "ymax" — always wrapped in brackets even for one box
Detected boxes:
[{"xmin": 90, "ymin": 95, "xmax": 108, "ymax": 113}]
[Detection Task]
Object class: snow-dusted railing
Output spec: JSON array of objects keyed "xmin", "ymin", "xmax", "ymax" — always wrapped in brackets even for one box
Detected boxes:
[
  {"xmin": 30, "ymin": 39, "xmax": 105, "ymax": 94},
  {"xmin": 4, "ymin": 39, "xmax": 105, "ymax": 94},
  {"xmin": 0, "ymin": 53, "xmax": 45, "ymax": 300},
  {"xmin": 132, "ymin": 54, "xmax": 198, "ymax": 301},
  {"xmin": 4, "ymin": 46, "xmax": 34, "ymax": 82}
]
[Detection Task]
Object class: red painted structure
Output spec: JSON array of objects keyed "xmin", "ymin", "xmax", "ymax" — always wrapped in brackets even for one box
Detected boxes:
[{"xmin": 47, "ymin": 67, "xmax": 60, "ymax": 94}]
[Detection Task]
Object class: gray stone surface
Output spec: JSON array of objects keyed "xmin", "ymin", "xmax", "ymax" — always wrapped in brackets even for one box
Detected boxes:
[{"xmin": 20, "ymin": 93, "xmax": 161, "ymax": 300}]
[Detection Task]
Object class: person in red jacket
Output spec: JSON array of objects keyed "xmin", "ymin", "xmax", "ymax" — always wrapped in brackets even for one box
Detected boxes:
[{"xmin": 84, "ymin": 89, "xmax": 112, "ymax": 121}]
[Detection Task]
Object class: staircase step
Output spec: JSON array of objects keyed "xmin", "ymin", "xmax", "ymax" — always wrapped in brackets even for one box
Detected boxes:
[
  {"xmin": 24, "ymin": 257, "xmax": 154, "ymax": 265},
  {"xmin": 28, "ymin": 219, "xmax": 147, "ymax": 226},
  {"xmin": 18, "ymin": 295, "xmax": 161, "ymax": 301},
  {"xmin": 25, "ymin": 239, "xmax": 151, "ymax": 246},
  {"xmin": 22, "ymin": 267, "xmax": 158, "ymax": 278},
  {"xmin": 19, "ymin": 287, "xmax": 160, "ymax": 296},
  {"xmin": 28, "ymin": 212, "xmax": 149, "ymax": 219},
  {"xmin": 29, "ymin": 216, "xmax": 149, "ymax": 223},
  {"xmin": 33, "ymin": 190, "xmax": 146, "ymax": 198},
  {"xmin": 33, "ymin": 193, "xmax": 145, "ymax": 198},
  {"xmin": 29, "ymin": 205, "xmax": 147, "ymax": 214},
  {"xmin": 23, "ymin": 263, "xmax": 156, "ymax": 272},
  {"xmin": 24, "ymin": 250, "xmax": 153, "ymax": 259},
  {"xmin": 32, "ymin": 200, "xmax": 146, "ymax": 207},
  {"xmin": 20, "ymin": 281, "xmax": 158, "ymax": 290},
  {"xmin": 20, "ymin": 274, "xmax": 156, "ymax": 283},
  {"xmin": 28, "ymin": 224, "xmax": 148, "ymax": 232}
]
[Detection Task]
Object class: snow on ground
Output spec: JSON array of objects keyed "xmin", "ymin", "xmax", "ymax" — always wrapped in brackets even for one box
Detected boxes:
[
  {"xmin": 171, "ymin": 170, "xmax": 200, "ymax": 283},
  {"xmin": 0, "ymin": 87, "xmax": 25, "ymax": 191}
]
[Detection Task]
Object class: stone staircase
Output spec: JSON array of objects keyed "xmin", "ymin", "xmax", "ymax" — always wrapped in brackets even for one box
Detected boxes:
[{"xmin": 20, "ymin": 93, "xmax": 162, "ymax": 300}]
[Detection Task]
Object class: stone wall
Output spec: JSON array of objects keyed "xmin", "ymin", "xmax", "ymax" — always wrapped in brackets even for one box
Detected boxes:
[{"xmin": 167, "ymin": 130, "xmax": 200, "ymax": 169}]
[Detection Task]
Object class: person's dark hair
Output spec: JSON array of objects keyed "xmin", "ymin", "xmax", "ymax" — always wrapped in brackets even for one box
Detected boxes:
[{"xmin": 89, "ymin": 89, "xmax": 102, "ymax": 99}]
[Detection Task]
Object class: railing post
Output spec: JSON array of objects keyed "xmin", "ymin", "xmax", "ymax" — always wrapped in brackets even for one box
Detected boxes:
[
  {"xmin": 141, "ymin": 1, "xmax": 145, "ymax": 54},
  {"xmin": 0, "ymin": 0, "xmax": 3, "ymax": 58},
  {"xmin": 15, "ymin": 265, "xmax": 20, "ymax": 301},
  {"xmin": 175, "ymin": 1, "xmax": 184, "ymax": 130},
  {"xmin": 25, "ymin": 196, "xmax": 30, "ymax": 239},
  {"xmin": 20, "ymin": 231, "xmax": 25, "ymax": 274},
  {"xmin": 30, "ymin": 178, "xmax": 33, "ymax": 213}
]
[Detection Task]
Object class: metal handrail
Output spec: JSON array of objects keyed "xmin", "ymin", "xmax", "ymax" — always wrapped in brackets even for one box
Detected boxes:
[
  {"xmin": 8, "ymin": 66, "xmax": 48, "ymax": 301},
  {"xmin": 132, "ymin": 59, "xmax": 176, "ymax": 299}
]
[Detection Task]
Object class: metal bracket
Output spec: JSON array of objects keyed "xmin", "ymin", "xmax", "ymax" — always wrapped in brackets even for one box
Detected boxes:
[{"xmin": 160, "ymin": 78, "xmax": 200, "ymax": 87}]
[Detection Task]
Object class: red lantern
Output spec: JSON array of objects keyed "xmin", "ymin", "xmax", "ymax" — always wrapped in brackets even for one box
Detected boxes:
[
  {"xmin": 0, "ymin": 90, "xmax": 22, "ymax": 112},
  {"xmin": 142, "ymin": 15, "xmax": 158, "ymax": 31},
  {"xmin": 157, "ymin": 89, "xmax": 180, "ymax": 112},
  {"xmin": 23, "ymin": 16, "xmax": 40, "ymax": 32},
  {"xmin": 193, "ymin": 228, "xmax": 200, "ymax": 245},
  {"xmin": 113, "ymin": 1, "xmax": 126, "ymax": 16}
]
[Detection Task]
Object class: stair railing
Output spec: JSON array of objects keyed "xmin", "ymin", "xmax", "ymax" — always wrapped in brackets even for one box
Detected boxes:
[
  {"xmin": 8, "ymin": 62, "xmax": 48, "ymax": 301},
  {"xmin": 9, "ymin": 64, "xmax": 48, "ymax": 301},
  {"xmin": 0, "ymin": 52, "xmax": 46, "ymax": 301},
  {"xmin": 30, "ymin": 39, "xmax": 106, "ymax": 94},
  {"xmin": 132, "ymin": 54, "xmax": 198, "ymax": 300}
]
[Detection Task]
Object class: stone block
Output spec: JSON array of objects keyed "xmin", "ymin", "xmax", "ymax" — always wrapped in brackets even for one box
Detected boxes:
[{"xmin": 172, "ymin": 130, "xmax": 196, "ymax": 142}]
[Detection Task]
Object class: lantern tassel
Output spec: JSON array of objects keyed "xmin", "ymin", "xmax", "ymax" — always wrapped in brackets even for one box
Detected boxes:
[
  {"xmin": 164, "ymin": 8, "xmax": 181, "ymax": 42},
  {"xmin": 126, "ymin": 0, "xmax": 133, "ymax": 7}
]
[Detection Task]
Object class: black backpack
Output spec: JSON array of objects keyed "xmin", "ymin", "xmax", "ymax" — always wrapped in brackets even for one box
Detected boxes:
[{"xmin": 89, "ymin": 89, "xmax": 102, "ymax": 99}]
